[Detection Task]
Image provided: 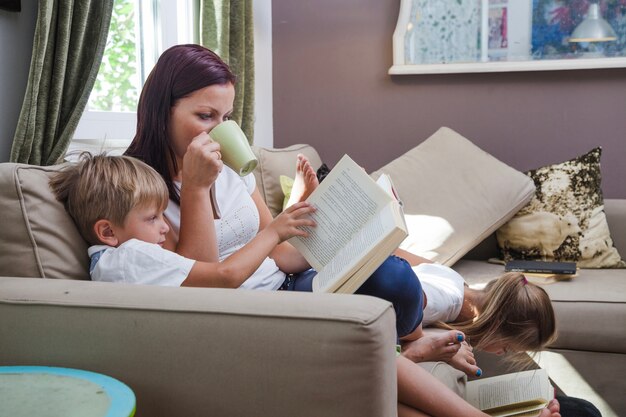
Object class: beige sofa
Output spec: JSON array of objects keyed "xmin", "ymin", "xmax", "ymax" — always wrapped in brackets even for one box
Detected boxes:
[
  {"xmin": 459, "ymin": 200, "xmax": 626, "ymax": 417},
  {"xmin": 1, "ymin": 141, "xmax": 624, "ymax": 416},
  {"xmin": 0, "ymin": 145, "xmax": 397, "ymax": 417}
]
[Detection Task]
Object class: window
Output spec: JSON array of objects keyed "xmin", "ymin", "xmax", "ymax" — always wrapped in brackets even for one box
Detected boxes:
[{"xmin": 70, "ymin": 0, "xmax": 197, "ymax": 156}]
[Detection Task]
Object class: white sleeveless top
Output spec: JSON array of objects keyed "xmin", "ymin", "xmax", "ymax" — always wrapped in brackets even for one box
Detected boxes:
[
  {"xmin": 413, "ymin": 263, "xmax": 466, "ymax": 326},
  {"xmin": 164, "ymin": 167, "xmax": 286, "ymax": 291}
]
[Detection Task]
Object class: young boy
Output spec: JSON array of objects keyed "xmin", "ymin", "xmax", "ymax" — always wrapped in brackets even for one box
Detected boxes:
[{"xmin": 49, "ymin": 153, "xmax": 316, "ymax": 288}]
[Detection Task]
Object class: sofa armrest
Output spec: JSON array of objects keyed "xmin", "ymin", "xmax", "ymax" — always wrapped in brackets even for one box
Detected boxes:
[{"xmin": 0, "ymin": 277, "xmax": 397, "ymax": 417}]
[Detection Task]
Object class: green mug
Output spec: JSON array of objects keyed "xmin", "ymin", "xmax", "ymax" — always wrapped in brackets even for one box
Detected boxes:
[{"xmin": 209, "ymin": 120, "xmax": 258, "ymax": 176}]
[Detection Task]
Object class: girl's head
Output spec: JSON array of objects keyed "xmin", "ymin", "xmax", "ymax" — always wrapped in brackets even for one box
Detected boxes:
[
  {"xmin": 462, "ymin": 273, "xmax": 557, "ymax": 358},
  {"xmin": 125, "ymin": 44, "xmax": 236, "ymax": 204}
]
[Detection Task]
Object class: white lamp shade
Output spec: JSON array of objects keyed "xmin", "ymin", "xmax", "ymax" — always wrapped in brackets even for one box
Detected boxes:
[{"xmin": 570, "ymin": 3, "xmax": 617, "ymax": 42}]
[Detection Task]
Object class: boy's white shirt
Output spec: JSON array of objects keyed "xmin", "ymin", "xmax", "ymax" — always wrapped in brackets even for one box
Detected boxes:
[
  {"xmin": 163, "ymin": 166, "xmax": 286, "ymax": 291},
  {"xmin": 88, "ymin": 239, "xmax": 195, "ymax": 286},
  {"xmin": 413, "ymin": 263, "xmax": 466, "ymax": 326}
]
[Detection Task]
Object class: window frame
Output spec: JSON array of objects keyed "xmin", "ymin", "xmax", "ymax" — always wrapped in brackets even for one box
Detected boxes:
[{"xmin": 70, "ymin": 0, "xmax": 197, "ymax": 152}]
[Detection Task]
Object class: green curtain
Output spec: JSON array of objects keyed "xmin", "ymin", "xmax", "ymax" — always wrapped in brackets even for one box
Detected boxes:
[
  {"xmin": 200, "ymin": 0, "xmax": 255, "ymax": 144},
  {"xmin": 10, "ymin": 0, "xmax": 113, "ymax": 165}
]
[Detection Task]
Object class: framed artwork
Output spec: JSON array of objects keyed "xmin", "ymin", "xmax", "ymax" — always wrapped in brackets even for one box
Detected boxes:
[{"xmin": 390, "ymin": 0, "xmax": 626, "ymax": 74}]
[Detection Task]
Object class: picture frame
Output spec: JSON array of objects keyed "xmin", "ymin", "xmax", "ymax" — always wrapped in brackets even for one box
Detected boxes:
[{"xmin": 389, "ymin": 0, "xmax": 626, "ymax": 75}]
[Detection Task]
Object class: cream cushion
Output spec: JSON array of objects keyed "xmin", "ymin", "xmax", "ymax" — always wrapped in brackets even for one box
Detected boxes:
[
  {"xmin": 372, "ymin": 127, "xmax": 535, "ymax": 266},
  {"xmin": 252, "ymin": 144, "xmax": 322, "ymax": 217},
  {"xmin": 0, "ymin": 163, "xmax": 88, "ymax": 279}
]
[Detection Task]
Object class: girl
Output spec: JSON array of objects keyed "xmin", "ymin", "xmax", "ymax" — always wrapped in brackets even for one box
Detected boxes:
[{"xmin": 400, "ymin": 256, "xmax": 557, "ymax": 375}]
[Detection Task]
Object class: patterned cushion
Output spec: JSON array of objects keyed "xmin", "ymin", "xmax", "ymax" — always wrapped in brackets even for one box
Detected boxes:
[{"xmin": 496, "ymin": 148, "xmax": 625, "ymax": 268}]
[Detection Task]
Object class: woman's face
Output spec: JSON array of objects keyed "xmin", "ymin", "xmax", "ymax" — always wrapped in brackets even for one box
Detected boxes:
[{"xmin": 168, "ymin": 82, "xmax": 235, "ymax": 162}]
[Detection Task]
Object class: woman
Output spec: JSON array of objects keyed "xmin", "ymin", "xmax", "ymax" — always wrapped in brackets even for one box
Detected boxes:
[
  {"xmin": 125, "ymin": 43, "xmax": 428, "ymax": 341},
  {"xmin": 124, "ymin": 44, "xmax": 560, "ymax": 417}
]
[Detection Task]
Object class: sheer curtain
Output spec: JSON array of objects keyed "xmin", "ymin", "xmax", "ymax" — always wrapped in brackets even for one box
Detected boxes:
[
  {"xmin": 10, "ymin": 0, "xmax": 113, "ymax": 165},
  {"xmin": 200, "ymin": 0, "xmax": 255, "ymax": 143}
]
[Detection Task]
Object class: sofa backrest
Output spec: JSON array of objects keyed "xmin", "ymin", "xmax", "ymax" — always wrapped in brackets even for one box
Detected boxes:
[
  {"xmin": 0, "ymin": 163, "xmax": 89, "ymax": 279},
  {"xmin": 0, "ymin": 144, "xmax": 323, "ymax": 280}
]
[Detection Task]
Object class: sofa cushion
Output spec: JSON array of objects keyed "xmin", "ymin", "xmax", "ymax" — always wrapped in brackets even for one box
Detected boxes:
[
  {"xmin": 0, "ymin": 163, "xmax": 89, "ymax": 279},
  {"xmin": 371, "ymin": 127, "xmax": 535, "ymax": 266},
  {"xmin": 496, "ymin": 148, "xmax": 625, "ymax": 268},
  {"xmin": 252, "ymin": 144, "xmax": 323, "ymax": 217},
  {"xmin": 453, "ymin": 259, "xmax": 626, "ymax": 354}
]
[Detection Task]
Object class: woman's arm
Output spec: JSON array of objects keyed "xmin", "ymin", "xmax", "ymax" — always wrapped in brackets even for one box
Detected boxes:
[
  {"xmin": 182, "ymin": 202, "xmax": 315, "ymax": 288},
  {"xmin": 251, "ymin": 189, "xmax": 312, "ymax": 274},
  {"xmin": 164, "ymin": 134, "xmax": 222, "ymax": 262}
]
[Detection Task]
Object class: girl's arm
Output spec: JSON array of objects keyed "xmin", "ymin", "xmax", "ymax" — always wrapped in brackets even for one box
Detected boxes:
[
  {"xmin": 394, "ymin": 248, "xmax": 433, "ymax": 266},
  {"xmin": 181, "ymin": 202, "xmax": 315, "ymax": 288},
  {"xmin": 397, "ymin": 356, "xmax": 561, "ymax": 417},
  {"xmin": 252, "ymin": 189, "xmax": 312, "ymax": 274}
]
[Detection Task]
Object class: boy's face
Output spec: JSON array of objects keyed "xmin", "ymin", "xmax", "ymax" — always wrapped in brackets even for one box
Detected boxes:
[{"xmin": 111, "ymin": 205, "xmax": 169, "ymax": 247}]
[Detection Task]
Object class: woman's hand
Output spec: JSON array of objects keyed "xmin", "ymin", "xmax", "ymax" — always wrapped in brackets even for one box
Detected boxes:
[{"xmin": 181, "ymin": 132, "xmax": 223, "ymax": 188}]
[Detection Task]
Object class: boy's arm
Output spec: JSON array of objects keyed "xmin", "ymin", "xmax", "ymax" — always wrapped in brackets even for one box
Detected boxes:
[
  {"xmin": 251, "ymin": 190, "xmax": 312, "ymax": 273},
  {"xmin": 181, "ymin": 202, "xmax": 315, "ymax": 288}
]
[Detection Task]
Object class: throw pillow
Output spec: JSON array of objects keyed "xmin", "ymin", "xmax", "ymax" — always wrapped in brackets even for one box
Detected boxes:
[
  {"xmin": 496, "ymin": 147, "xmax": 625, "ymax": 268},
  {"xmin": 280, "ymin": 175, "xmax": 294, "ymax": 210},
  {"xmin": 0, "ymin": 163, "xmax": 90, "ymax": 279},
  {"xmin": 371, "ymin": 127, "xmax": 536, "ymax": 267}
]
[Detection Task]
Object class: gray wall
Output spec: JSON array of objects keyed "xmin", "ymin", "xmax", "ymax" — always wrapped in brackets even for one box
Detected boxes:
[
  {"xmin": 272, "ymin": 0, "xmax": 626, "ymax": 198},
  {"xmin": 0, "ymin": 3, "xmax": 37, "ymax": 162}
]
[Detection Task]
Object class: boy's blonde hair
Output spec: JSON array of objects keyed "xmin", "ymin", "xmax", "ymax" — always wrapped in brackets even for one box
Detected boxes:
[{"xmin": 49, "ymin": 153, "xmax": 169, "ymax": 245}]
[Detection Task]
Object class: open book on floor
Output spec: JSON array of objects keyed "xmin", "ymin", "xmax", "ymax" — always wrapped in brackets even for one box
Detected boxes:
[
  {"xmin": 465, "ymin": 368, "xmax": 554, "ymax": 417},
  {"xmin": 288, "ymin": 154, "xmax": 407, "ymax": 293}
]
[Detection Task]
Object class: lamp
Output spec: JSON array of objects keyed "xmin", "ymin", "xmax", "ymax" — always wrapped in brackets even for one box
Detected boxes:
[{"xmin": 569, "ymin": 2, "xmax": 617, "ymax": 43}]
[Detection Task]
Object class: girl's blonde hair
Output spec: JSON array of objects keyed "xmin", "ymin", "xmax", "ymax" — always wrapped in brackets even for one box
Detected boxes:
[
  {"xmin": 49, "ymin": 153, "xmax": 169, "ymax": 245},
  {"xmin": 444, "ymin": 272, "xmax": 557, "ymax": 364}
]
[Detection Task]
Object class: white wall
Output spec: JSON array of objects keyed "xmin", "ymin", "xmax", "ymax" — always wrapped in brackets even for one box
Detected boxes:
[
  {"xmin": 0, "ymin": 3, "xmax": 37, "ymax": 162},
  {"xmin": 253, "ymin": 0, "xmax": 273, "ymax": 148}
]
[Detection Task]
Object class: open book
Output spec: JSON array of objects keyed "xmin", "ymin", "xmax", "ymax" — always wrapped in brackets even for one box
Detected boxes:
[
  {"xmin": 465, "ymin": 369, "xmax": 554, "ymax": 417},
  {"xmin": 288, "ymin": 154, "xmax": 407, "ymax": 293}
]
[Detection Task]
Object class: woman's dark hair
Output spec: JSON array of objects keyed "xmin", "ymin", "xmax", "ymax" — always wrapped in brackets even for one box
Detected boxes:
[{"xmin": 124, "ymin": 44, "xmax": 236, "ymax": 205}]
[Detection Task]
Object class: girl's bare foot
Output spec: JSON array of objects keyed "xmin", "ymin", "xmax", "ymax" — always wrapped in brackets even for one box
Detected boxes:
[
  {"xmin": 446, "ymin": 341, "xmax": 482, "ymax": 377},
  {"xmin": 286, "ymin": 153, "xmax": 319, "ymax": 208},
  {"xmin": 401, "ymin": 330, "xmax": 464, "ymax": 363}
]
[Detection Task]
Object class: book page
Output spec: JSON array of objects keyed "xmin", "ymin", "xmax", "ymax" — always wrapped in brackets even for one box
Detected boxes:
[
  {"xmin": 288, "ymin": 155, "xmax": 392, "ymax": 271},
  {"xmin": 465, "ymin": 369, "xmax": 551, "ymax": 416},
  {"xmin": 376, "ymin": 173, "xmax": 402, "ymax": 205},
  {"xmin": 312, "ymin": 203, "xmax": 398, "ymax": 292}
]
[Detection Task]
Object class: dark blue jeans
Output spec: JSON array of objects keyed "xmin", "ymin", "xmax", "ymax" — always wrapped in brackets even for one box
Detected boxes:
[{"xmin": 280, "ymin": 256, "xmax": 423, "ymax": 338}]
